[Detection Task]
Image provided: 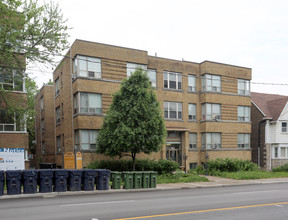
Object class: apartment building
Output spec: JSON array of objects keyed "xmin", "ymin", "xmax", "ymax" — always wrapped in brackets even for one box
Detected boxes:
[
  {"xmin": 0, "ymin": 68, "xmax": 29, "ymax": 170},
  {"xmin": 35, "ymin": 39, "xmax": 252, "ymax": 169}
]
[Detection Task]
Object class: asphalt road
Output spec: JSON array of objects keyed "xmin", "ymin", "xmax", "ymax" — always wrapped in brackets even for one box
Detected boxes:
[{"xmin": 1, "ymin": 183, "xmax": 288, "ymax": 220}]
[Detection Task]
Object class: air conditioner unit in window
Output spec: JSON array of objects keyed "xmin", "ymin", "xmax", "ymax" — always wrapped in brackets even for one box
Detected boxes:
[
  {"xmin": 212, "ymin": 86, "xmax": 218, "ymax": 92},
  {"xmin": 89, "ymin": 107, "xmax": 96, "ymax": 113},
  {"xmin": 88, "ymin": 71, "xmax": 95, "ymax": 77}
]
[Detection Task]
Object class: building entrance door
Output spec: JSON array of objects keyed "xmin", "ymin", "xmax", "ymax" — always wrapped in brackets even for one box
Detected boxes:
[{"xmin": 166, "ymin": 143, "xmax": 182, "ymax": 164}]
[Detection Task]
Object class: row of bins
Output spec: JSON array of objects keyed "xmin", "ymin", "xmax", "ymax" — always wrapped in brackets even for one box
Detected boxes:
[
  {"xmin": 111, "ymin": 171, "xmax": 157, "ymax": 189},
  {"xmin": 0, "ymin": 169, "xmax": 110, "ymax": 195}
]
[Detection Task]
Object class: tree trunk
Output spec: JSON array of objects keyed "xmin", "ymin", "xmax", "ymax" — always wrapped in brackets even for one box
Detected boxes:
[{"xmin": 132, "ymin": 153, "xmax": 136, "ymax": 171}]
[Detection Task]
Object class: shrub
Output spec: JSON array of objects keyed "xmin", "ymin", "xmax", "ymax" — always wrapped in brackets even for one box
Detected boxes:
[
  {"xmin": 87, "ymin": 159, "xmax": 180, "ymax": 174},
  {"xmin": 272, "ymin": 163, "xmax": 288, "ymax": 172}
]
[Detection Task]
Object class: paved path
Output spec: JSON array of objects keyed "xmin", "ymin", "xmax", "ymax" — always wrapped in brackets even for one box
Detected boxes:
[{"xmin": 1, "ymin": 176, "xmax": 288, "ymax": 200}]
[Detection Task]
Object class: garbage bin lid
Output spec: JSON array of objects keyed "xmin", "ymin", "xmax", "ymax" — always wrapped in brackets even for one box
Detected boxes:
[
  {"xmin": 69, "ymin": 169, "xmax": 83, "ymax": 175},
  {"xmin": 38, "ymin": 169, "xmax": 54, "ymax": 176},
  {"xmin": 5, "ymin": 170, "xmax": 22, "ymax": 178},
  {"xmin": 22, "ymin": 170, "xmax": 38, "ymax": 177}
]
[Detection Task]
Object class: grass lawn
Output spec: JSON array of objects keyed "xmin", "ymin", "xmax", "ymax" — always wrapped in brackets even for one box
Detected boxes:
[
  {"xmin": 217, "ymin": 171, "xmax": 288, "ymax": 180},
  {"xmin": 157, "ymin": 173, "xmax": 209, "ymax": 184}
]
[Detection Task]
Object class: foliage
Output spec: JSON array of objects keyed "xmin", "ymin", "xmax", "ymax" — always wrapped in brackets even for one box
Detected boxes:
[
  {"xmin": 157, "ymin": 172, "xmax": 209, "ymax": 184},
  {"xmin": 87, "ymin": 159, "xmax": 180, "ymax": 175},
  {"xmin": 272, "ymin": 163, "xmax": 288, "ymax": 172},
  {"xmin": 25, "ymin": 76, "xmax": 38, "ymax": 153},
  {"xmin": 96, "ymin": 69, "xmax": 166, "ymax": 170},
  {"xmin": 191, "ymin": 158, "xmax": 259, "ymax": 176},
  {"xmin": 216, "ymin": 171, "xmax": 288, "ymax": 180},
  {"xmin": 0, "ymin": 0, "xmax": 70, "ymax": 68}
]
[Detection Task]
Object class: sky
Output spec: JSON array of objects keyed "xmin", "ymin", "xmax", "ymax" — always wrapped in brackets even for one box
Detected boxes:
[{"xmin": 29, "ymin": 0, "xmax": 288, "ymax": 95}]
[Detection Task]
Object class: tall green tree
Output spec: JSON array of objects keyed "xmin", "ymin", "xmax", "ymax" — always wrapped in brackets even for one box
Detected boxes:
[{"xmin": 97, "ymin": 69, "xmax": 166, "ymax": 171}]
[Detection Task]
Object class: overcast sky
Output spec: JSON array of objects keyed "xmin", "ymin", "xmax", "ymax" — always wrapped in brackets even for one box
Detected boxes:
[{"xmin": 30, "ymin": 0, "xmax": 288, "ymax": 95}]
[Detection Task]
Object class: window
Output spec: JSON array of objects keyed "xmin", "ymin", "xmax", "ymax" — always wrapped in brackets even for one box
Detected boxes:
[
  {"xmin": 188, "ymin": 104, "xmax": 196, "ymax": 120},
  {"xmin": 61, "ymin": 103, "xmax": 64, "ymax": 118},
  {"xmin": 238, "ymin": 79, "xmax": 250, "ymax": 95},
  {"xmin": 188, "ymin": 75, "xmax": 196, "ymax": 92},
  {"xmin": 56, "ymin": 106, "xmax": 61, "ymax": 125},
  {"xmin": 74, "ymin": 92, "xmax": 102, "ymax": 114},
  {"xmin": 127, "ymin": 63, "xmax": 146, "ymax": 77},
  {"xmin": 40, "ymin": 96, "xmax": 44, "ymax": 110},
  {"xmin": 202, "ymin": 74, "xmax": 221, "ymax": 92},
  {"xmin": 282, "ymin": 122, "xmax": 287, "ymax": 132},
  {"xmin": 189, "ymin": 133, "xmax": 197, "ymax": 149},
  {"xmin": 0, "ymin": 108, "xmax": 14, "ymax": 131},
  {"xmin": 238, "ymin": 106, "xmax": 250, "ymax": 122},
  {"xmin": 127, "ymin": 63, "xmax": 156, "ymax": 87},
  {"xmin": 40, "ymin": 119, "xmax": 44, "ymax": 132},
  {"xmin": 238, "ymin": 134, "xmax": 250, "ymax": 148},
  {"xmin": 75, "ymin": 130, "xmax": 99, "ymax": 151},
  {"xmin": 73, "ymin": 55, "xmax": 101, "ymax": 78},
  {"xmin": 202, "ymin": 133, "xmax": 221, "ymax": 149},
  {"xmin": 273, "ymin": 146, "xmax": 288, "ymax": 159},
  {"xmin": 56, "ymin": 135, "xmax": 61, "ymax": 153},
  {"xmin": 0, "ymin": 68, "xmax": 24, "ymax": 92},
  {"xmin": 189, "ymin": 163, "xmax": 197, "ymax": 170},
  {"xmin": 202, "ymin": 103, "xmax": 221, "ymax": 120},
  {"xmin": 164, "ymin": 102, "xmax": 182, "ymax": 119},
  {"xmin": 147, "ymin": 69, "xmax": 157, "ymax": 87},
  {"xmin": 55, "ymin": 78, "xmax": 60, "ymax": 97},
  {"xmin": 164, "ymin": 71, "xmax": 182, "ymax": 90}
]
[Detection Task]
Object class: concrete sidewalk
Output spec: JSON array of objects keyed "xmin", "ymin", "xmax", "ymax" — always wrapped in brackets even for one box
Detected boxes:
[{"xmin": 1, "ymin": 176, "xmax": 288, "ymax": 200}]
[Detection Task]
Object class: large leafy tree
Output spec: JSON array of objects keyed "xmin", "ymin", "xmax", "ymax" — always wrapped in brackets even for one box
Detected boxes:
[{"xmin": 97, "ymin": 69, "xmax": 166, "ymax": 171}]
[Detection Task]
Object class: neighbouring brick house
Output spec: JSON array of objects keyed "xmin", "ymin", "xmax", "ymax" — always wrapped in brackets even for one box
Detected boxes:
[
  {"xmin": 35, "ymin": 39, "xmax": 252, "ymax": 170},
  {"xmin": 0, "ymin": 67, "xmax": 29, "ymax": 170},
  {"xmin": 251, "ymin": 92, "xmax": 288, "ymax": 170}
]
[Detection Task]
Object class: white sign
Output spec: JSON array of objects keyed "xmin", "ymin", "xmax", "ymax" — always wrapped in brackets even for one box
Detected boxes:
[{"xmin": 0, "ymin": 148, "xmax": 25, "ymax": 171}]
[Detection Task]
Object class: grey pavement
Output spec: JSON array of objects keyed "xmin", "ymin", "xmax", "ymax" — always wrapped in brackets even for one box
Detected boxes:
[{"xmin": 1, "ymin": 175, "xmax": 288, "ymax": 200}]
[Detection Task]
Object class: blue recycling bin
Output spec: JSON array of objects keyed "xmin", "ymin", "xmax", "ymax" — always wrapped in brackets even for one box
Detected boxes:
[
  {"xmin": 22, "ymin": 170, "xmax": 38, "ymax": 194},
  {"xmin": 68, "ymin": 169, "xmax": 83, "ymax": 191},
  {"xmin": 38, "ymin": 169, "xmax": 53, "ymax": 193},
  {"xmin": 96, "ymin": 169, "xmax": 110, "ymax": 190},
  {"xmin": 82, "ymin": 169, "xmax": 97, "ymax": 191},
  {"xmin": 6, "ymin": 170, "xmax": 22, "ymax": 195},
  {"xmin": 54, "ymin": 169, "xmax": 68, "ymax": 192},
  {"xmin": 0, "ymin": 170, "xmax": 4, "ymax": 196}
]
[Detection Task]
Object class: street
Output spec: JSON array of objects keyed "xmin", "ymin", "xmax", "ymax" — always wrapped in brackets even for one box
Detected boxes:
[{"xmin": 0, "ymin": 183, "xmax": 288, "ymax": 220}]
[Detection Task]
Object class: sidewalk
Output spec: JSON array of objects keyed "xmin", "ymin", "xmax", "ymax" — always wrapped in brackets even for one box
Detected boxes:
[{"xmin": 1, "ymin": 176, "xmax": 287, "ymax": 200}]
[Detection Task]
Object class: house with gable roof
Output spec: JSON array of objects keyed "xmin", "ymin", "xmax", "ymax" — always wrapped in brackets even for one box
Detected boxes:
[{"xmin": 251, "ymin": 92, "xmax": 288, "ymax": 170}]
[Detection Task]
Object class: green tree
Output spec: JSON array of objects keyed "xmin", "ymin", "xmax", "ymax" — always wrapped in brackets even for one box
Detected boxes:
[
  {"xmin": 96, "ymin": 69, "xmax": 166, "ymax": 171},
  {"xmin": 25, "ymin": 76, "xmax": 38, "ymax": 154}
]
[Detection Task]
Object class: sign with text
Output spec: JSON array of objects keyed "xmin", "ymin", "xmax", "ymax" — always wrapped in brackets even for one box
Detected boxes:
[
  {"xmin": 64, "ymin": 152, "xmax": 75, "ymax": 169},
  {"xmin": 0, "ymin": 148, "xmax": 25, "ymax": 170}
]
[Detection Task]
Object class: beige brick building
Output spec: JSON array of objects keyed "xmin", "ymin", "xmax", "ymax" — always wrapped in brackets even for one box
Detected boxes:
[{"xmin": 35, "ymin": 39, "xmax": 252, "ymax": 170}]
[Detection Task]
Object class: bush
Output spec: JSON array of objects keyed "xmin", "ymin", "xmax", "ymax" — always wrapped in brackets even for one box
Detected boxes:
[
  {"xmin": 272, "ymin": 163, "xmax": 288, "ymax": 172},
  {"xmin": 87, "ymin": 159, "xmax": 180, "ymax": 174},
  {"xmin": 191, "ymin": 158, "xmax": 259, "ymax": 175}
]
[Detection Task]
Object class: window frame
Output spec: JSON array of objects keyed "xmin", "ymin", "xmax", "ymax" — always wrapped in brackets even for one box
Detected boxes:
[
  {"xmin": 56, "ymin": 135, "xmax": 61, "ymax": 153},
  {"xmin": 238, "ymin": 106, "xmax": 250, "ymax": 122},
  {"xmin": 188, "ymin": 103, "xmax": 196, "ymax": 120},
  {"xmin": 238, "ymin": 133, "xmax": 250, "ymax": 149},
  {"xmin": 238, "ymin": 79, "xmax": 250, "ymax": 95},
  {"xmin": 189, "ymin": 133, "xmax": 197, "ymax": 149},
  {"xmin": 202, "ymin": 132, "xmax": 221, "ymax": 149},
  {"xmin": 74, "ymin": 92, "xmax": 102, "ymax": 115},
  {"xmin": 126, "ymin": 63, "xmax": 157, "ymax": 87},
  {"xmin": 188, "ymin": 75, "xmax": 196, "ymax": 92},
  {"xmin": 73, "ymin": 55, "xmax": 102, "ymax": 79},
  {"xmin": 55, "ymin": 77, "xmax": 60, "ymax": 97},
  {"xmin": 163, "ymin": 71, "xmax": 182, "ymax": 90},
  {"xmin": 0, "ymin": 69, "xmax": 24, "ymax": 92},
  {"xmin": 282, "ymin": 122, "xmax": 287, "ymax": 133},
  {"xmin": 75, "ymin": 129, "xmax": 99, "ymax": 151},
  {"xmin": 202, "ymin": 74, "xmax": 221, "ymax": 92},
  {"xmin": 164, "ymin": 101, "xmax": 182, "ymax": 120},
  {"xmin": 55, "ymin": 106, "xmax": 61, "ymax": 125},
  {"xmin": 201, "ymin": 103, "xmax": 221, "ymax": 120}
]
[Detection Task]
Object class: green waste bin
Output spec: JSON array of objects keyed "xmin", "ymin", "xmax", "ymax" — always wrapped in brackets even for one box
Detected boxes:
[
  {"xmin": 133, "ymin": 171, "xmax": 142, "ymax": 189},
  {"xmin": 122, "ymin": 172, "xmax": 133, "ymax": 189},
  {"xmin": 111, "ymin": 171, "xmax": 122, "ymax": 189},
  {"xmin": 150, "ymin": 171, "xmax": 157, "ymax": 188},
  {"xmin": 142, "ymin": 171, "xmax": 150, "ymax": 188}
]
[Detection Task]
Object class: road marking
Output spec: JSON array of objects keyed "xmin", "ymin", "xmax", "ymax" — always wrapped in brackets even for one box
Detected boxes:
[
  {"xmin": 113, "ymin": 201, "xmax": 288, "ymax": 220},
  {"xmin": 232, "ymin": 190, "xmax": 279, "ymax": 195},
  {"xmin": 60, "ymin": 200, "xmax": 135, "ymax": 207}
]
